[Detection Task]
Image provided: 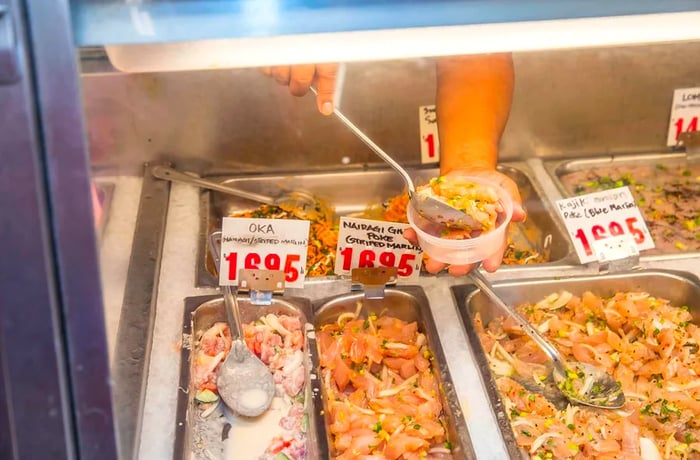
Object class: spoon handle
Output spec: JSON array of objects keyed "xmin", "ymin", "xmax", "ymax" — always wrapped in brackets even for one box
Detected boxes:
[
  {"xmin": 469, "ymin": 270, "xmax": 567, "ymax": 375},
  {"xmin": 223, "ymin": 285, "xmax": 245, "ymax": 341},
  {"xmin": 152, "ymin": 165, "xmax": 276, "ymax": 205},
  {"xmin": 309, "ymin": 87, "xmax": 416, "ymax": 195}
]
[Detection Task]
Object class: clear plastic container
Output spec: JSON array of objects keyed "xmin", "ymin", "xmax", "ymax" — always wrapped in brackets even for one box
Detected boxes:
[{"xmin": 407, "ymin": 176, "xmax": 514, "ymax": 265}]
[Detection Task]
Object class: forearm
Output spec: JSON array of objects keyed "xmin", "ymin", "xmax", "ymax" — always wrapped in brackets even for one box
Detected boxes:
[{"xmin": 436, "ymin": 53, "xmax": 514, "ymax": 175}]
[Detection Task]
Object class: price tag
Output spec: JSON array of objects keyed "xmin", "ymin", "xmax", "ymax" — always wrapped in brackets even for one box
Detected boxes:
[
  {"xmin": 667, "ymin": 87, "xmax": 700, "ymax": 146},
  {"xmin": 334, "ymin": 217, "xmax": 422, "ymax": 282},
  {"xmin": 219, "ymin": 217, "xmax": 310, "ymax": 288},
  {"xmin": 555, "ymin": 186, "xmax": 655, "ymax": 264},
  {"xmin": 419, "ymin": 105, "xmax": 440, "ymax": 164}
]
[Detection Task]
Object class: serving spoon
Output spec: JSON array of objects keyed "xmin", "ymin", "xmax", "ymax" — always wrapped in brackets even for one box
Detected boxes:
[
  {"xmin": 470, "ymin": 270, "xmax": 626, "ymax": 409},
  {"xmin": 309, "ymin": 87, "xmax": 474, "ymax": 229},
  {"xmin": 152, "ymin": 165, "xmax": 329, "ymax": 221},
  {"xmin": 209, "ymin": 237, "xmax": 275, "ymax": 417}
]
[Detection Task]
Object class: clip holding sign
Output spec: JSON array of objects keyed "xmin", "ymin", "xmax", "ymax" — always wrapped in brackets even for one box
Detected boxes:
[
  {"xmin": 591, "ymin": 234, "xmax": 640, "ymax": 274},
  {"xmin": 351, "ymin": 267, "xmax": 398, "ymax": 300},
  {"xmin": 238, "ymin": 269, "xmax": 286, "ymax": 305},
  {"xmin": 679, "ymin": 130, "xmax": 700, "ymax": 156}
]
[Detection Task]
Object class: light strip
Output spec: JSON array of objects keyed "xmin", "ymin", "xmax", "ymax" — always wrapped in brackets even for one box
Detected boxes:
[{"xmin": 105, "ymin": 11, "xmax": 700, "ymax": 73}]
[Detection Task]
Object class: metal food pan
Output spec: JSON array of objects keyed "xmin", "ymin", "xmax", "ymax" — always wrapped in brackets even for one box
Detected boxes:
[
  {"xmin": 173, "ymin": 294, "xmax": 321, "ymax": 460},
  {"xmin": 196, "ymin": 163, "xmax": 572, "ymax": 286},
  {"xmin": 451, "ymin": 269, "xmax": 700, "ymax": 458},
  {"xmin": 545, "ymin": 152, "xmax": 700, "ymax": 256},
  {"xmin": 310, "ymin": 286, "xmax": 475, "ymax": 459}
]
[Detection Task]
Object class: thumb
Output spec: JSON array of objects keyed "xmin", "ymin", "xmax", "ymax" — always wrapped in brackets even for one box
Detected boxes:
[{"xmin": 314, "ymin": 63, "xmax": 338, "ymax": 115}]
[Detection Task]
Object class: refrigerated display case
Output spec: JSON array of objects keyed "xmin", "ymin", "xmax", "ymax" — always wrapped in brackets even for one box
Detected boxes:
[{"xmin": 2, "ymin": 1, "xmax": 700, "ymax": 459}]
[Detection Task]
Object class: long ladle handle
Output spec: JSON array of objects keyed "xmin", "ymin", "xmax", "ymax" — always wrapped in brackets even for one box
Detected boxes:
[
  {"xmin": 152, "ymin": 165, "xmax": 276, "ymax": 205},
  {"xmin": 223, "ymin": 285, "xmax": 245, "ymax": 341},
  {"xmin": 469, "ymin": 270, "xmax": 568, "ymax": 375},
  {"xmin": 310, "ymin": 87, "xmax": 416, "ymax": 195},
  {"xmin": 208, "ymin": 230, "xmax": 245, "ymax": 341}
]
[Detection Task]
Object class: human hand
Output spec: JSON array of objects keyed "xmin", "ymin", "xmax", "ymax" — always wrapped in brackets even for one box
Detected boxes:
[
  {"xmin": 261, "ymin": 64, "xmax": 338, "ymax": 115},
  {"xmin": 403, "ymin": 168, "xmax": 526, "ymax": 276}
]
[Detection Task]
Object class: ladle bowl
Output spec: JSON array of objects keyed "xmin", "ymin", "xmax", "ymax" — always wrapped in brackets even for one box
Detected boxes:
[
  {"xmin": 208, "ymin": 234, "xmax": 275, "ymax": 417},
  {"xmin": 216, "ymin": 286, "xmax": 275, "ymax": 418},
  {"xmin": 470, "ymin": 271, "xmax": 625, "ymax": 409}
]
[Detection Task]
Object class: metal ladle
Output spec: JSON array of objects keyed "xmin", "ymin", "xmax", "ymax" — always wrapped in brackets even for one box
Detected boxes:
[
  {"xmin": 309, "ymin": 88, "xmax": 474, "ymax": 229},
  {"xmin": 152, "ymin": 165, "xmax": 329, "ymax": 221},
  {"xmin": 470, "ymin": 270, "xmax": 625, "ymax": 409},
  {"xmin": 209, "ymin": 239, "xmax": 275, "ymax": 417},
  {"xmin": 217, "ymin": 285, "xmax": 275, "ymax": 417}
]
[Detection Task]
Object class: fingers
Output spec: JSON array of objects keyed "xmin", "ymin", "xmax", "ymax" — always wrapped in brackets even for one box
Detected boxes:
[
  {"xmin": 424, "ymin": 258, "xmax": 448, "ymax": 275},
  {"xmin": 270, "ymin": 66, "xmax": 291, "ymax": 86},
  {"xmin": 261, "ymin": 63, "xmax": 338, "ymax": 116},
  {"xmin": 495, "ymin": 175, "xmax": 526, "ymax": 222},
  {"xmin": 402, "ymin": 227, "xmax": 418, "ymax": 246},
  {"xmin": 481, "ymin": 235, "xmax": 509, "ymax": 272},
  {"xmin": 447, "ymin": 263, "xmax": 476, "ymax": 276},
  {"xmin": 314, "ymin": 63, "xmax": 338, "ymax": 115},
  {"xmin": 288, "ymin": 64, "xmax": 316, "ymax": 97}
]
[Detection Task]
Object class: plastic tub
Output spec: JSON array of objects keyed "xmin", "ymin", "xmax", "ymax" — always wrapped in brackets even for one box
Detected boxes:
[{"xmin": 407, "ymin": 176, "xmax": 513, "ymax": 264}]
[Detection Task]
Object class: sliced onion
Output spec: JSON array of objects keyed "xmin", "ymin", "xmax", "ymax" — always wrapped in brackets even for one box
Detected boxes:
[
  {"xmin": 538, "ymin": 291, "xmax": 573, "ymax": 311},
  {"xmin": 530, "ymin": 432, "xmax": 563, "ymax": 453}
]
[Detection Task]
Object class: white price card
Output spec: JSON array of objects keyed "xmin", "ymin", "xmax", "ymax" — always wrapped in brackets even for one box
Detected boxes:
[
  {"xmin": 419, "ymin": 105, "xmax": 440, "ymax": 164},
  {"xmin": 334, "ymin": 217, "xmax": 423, "ymax": 282},
  {"xmin": 219, "ymin": 217, "xmax": 310, "ymax": 288},
  {"xmin": 555, "ymin": 186, "xmax": 655, "ymax": 264},
  {"xmin": 667, "ymin": 87, "xmax": 700, "ymax": 146}
]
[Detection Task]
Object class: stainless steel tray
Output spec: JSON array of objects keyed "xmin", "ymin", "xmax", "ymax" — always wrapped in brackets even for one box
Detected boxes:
[
  {"xmin": 174, "ymin": 294, "xmax": 321, "ymax": 460},
  {"xmin": 196, "ymin": 163, "xmax": 572, "ymax": 286},
  {"xmin": 310, "ymin": 286, "xmax": 475, "ymax": 460},
  {"xmin": 451, "ymin": 269, "xmax": 700, "ymax": 458},
  {"xmin": 545, "ymin": 152, "xmax": 700, "ymax": 257}
]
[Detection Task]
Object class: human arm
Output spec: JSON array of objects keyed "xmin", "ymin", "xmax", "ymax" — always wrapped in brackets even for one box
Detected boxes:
[{"xmin": 404, "ymin": 53, "xmax": 526, "ymax": 275}]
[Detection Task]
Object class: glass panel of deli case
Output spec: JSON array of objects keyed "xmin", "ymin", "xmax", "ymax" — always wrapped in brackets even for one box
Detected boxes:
[
  {"xmin": 1, "ymin": 1, "xmax": 117, "ymax": 459},
  {"xmin": 79, "ymin": 39, "xmax": 700, "ymax": 460}
]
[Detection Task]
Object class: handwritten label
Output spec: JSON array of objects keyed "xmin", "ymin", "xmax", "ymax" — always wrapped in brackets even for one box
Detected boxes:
[
  {"xmin": 219, "ymin": 217, "xmax": 310, "ymax": 288},
  {"xmin": 555, "ymin": 187, "xmax": 654, "ymax": 264},
  {"xmin": 667, "ymin": 87, "xmax": 700, "ymax": 146},
  {"xmin": 419, "ymin": 105, "xmax": 440, "ymax": 164},
  {"xmin": 334, "ymin": 217, "xmax": 422, "ymax": 282}
]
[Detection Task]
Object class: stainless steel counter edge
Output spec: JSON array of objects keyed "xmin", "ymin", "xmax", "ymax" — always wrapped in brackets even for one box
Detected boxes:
[{"xmin": 137, "ymin": 163, "xmax": 700, "ymax": 460}]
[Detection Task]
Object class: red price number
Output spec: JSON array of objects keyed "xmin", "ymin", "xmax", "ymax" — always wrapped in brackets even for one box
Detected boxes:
[
  {"xmin": 339, "ymin": 247, "xmax": 416, "ymax": 277},
  {"xmin": 423, "ymin": 133, "xmax": 436, "ymax": 159},
  {"xmin": 224, "ymin": 252, "xmax": 302, "ymax": 283},
  {"xmin": 674, "ymin": 116, "xmax": 698, "ymax": 141},
  {"xmin": 574, "ymin": 217, "xmax": 645, "ymax": 256}
]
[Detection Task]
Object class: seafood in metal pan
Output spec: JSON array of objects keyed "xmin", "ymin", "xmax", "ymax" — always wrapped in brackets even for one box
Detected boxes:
[
  {"xmin": 199, "ymin": 165, "xmax": 567, "ymax": 285},
  {"xmin": 558, "ymin": 160, "xmax": 700, "ymax": 254},
  {"xmin": 178, "ymin": 296, "xmax": 317, "ymax": 460},
  {"xmin": 312, "ymin": 288, "xmax": 473, "ymax": 460},
  {"xmin": 475, "ymin": 289, "xmax": 700, "ymax": 459}
]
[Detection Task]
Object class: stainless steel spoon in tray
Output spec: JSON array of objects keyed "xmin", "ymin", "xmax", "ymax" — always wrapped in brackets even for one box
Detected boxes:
[
  {"xmin": 152, "ymin": 165, "xmax": 330, "ymax": 221},
  {"xmin": 208, "ymin": 237, "xmax": 275, "ymax": 417},
  {"xmin": 309, "ymin": 87, "xmax": 474, "ymax": 229},
  {"xmin": 470, "ymin": 271, "xmax": 626, "ymax": 409}
]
